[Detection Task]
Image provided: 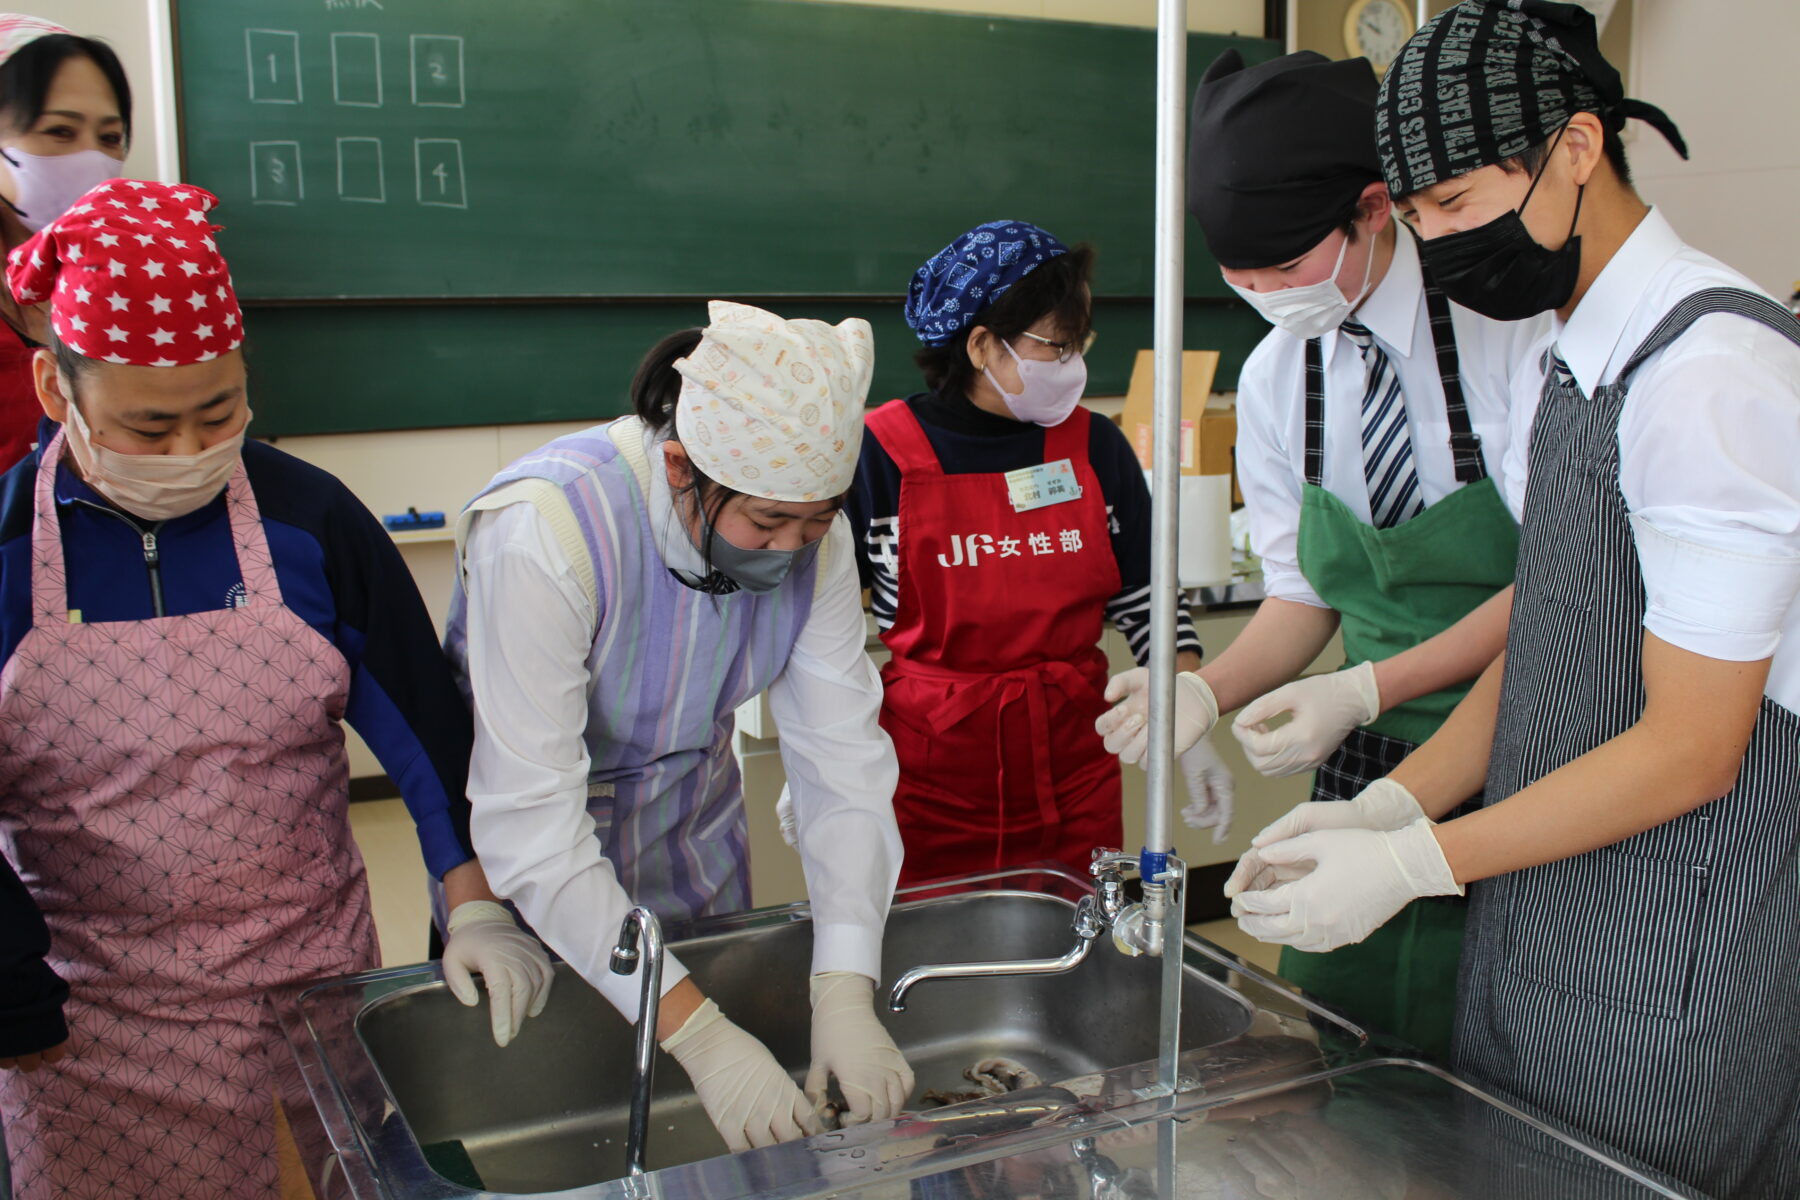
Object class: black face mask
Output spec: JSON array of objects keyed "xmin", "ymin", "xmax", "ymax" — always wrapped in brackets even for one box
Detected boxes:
[{"xmin": 1417, "ymin": 129, "xmax": 1585, "ymax": 321}]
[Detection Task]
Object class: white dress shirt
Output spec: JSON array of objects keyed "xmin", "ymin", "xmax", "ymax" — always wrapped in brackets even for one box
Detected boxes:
[
  {"xmin": 1500, "ymin": 207, "xmax": 1800, "ymax": 712},
  {"xmin": 459, "ymin": 449, "xmax": 902, "ymax": 1019},
  {"xmin": 1236, "ymin": 226, "xmax": 1549, "ymax": 607}
]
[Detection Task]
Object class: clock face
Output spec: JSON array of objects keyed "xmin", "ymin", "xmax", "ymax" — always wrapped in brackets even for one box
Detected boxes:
[{"xmin": 1347, "ymin": 0, "xmax": 1415, "ymax": 74}]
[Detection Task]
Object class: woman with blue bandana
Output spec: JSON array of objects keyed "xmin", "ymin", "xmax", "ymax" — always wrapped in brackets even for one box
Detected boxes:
[{"xmin": 842, "ymin": 220, "xmax": 1208, "ymax": 887}]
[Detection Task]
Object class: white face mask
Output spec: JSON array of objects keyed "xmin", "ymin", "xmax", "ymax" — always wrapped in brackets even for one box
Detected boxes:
[
  {"xmin": 983, "ymin": 340, "xmax": 1088, "ymax": 427},
  {"xmin": 1227, "ymin": 229, "xmax": 1375, "ymax": 341},
  {"xmin": 61, "ymin": 395, "xmax": 248, "ymax": 522},
  {"xmin": 1, "ymin": 147, "xmax": 122, "ymax": 233}
]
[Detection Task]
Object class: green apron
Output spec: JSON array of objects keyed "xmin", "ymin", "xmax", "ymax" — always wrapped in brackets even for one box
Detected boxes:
[{"xmin": 1279, "ymin": 280, "xmax": 1519, "ymax": 1060}]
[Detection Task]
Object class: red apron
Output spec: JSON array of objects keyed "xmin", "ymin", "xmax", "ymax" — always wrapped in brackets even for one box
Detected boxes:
[
  {"xmin": 869, "ymin": 400, "xmax": 1123, "ymax": 888},
  {"xmin": 0, "ymin": 324, "xmax": 40, "ymax": 472}
]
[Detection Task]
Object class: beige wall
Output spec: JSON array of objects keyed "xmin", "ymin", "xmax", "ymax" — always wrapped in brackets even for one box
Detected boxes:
[
  {"xmin": 1292, "ymin": 0, "xmax": 1631, "ymax": 90},
  {"xmin": 1628, "ymin": 0, "xmax": 1798, "ymax": 300},
  {"xmin": 787, "ymin": 0, "xmax": 1265, "ymax": 34}
]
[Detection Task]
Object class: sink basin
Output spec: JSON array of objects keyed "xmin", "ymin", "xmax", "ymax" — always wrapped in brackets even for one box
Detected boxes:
[
  {"xmin": 274, "ymin": 869, "xmax": 1698, "ymax": 1200},
  {"xmin": 350, "ymin": 882, "xmax": 1255, "ymax": 1191}
]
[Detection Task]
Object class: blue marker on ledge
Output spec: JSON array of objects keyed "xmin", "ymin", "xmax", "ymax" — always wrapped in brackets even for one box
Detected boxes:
[{"xmin": 382, "ymin": 507, "xmax": 447, "ymax": 532}]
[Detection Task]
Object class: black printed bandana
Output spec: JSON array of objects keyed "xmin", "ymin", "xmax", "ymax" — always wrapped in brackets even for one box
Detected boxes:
[{"xmin": 1375, "ymin": 0, "xmax": 1686, "ymax": 199}]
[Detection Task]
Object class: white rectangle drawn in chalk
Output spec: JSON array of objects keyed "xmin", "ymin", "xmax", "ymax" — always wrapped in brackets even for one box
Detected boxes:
[
  {"xmin": 246, "ymin": 29, "xmax": 302, "ymax": 104},
  {"xmin": 331, "ymin": 33, "xmax": 382, "ymax": 107},
  {"xmin": 410, "ymin": 34, "xmax": 464, "ymax": 107},
  {"xmin": 336, "ymin": 138, "xmax": 385, "ymax": 203},
  {"xmin": 414, "ymin": 139, "xmax": 467, "ymax": 209},
  {"xmin": 250, "ymin": 141, "xmax": 303, "ymax": 205}
]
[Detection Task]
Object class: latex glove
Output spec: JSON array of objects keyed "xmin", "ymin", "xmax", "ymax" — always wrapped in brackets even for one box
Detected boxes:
[
  {"xmin": 1232, "ymin": 661, "xmax": 1382, "ymax": 778},
  {"xmin": 804, "ymin": 972, "xmax": 914, "ymax": 1126},
  {"xmin": 1095, "ymin": 669, "xmax": 1219, "ymax": 765},
  {"xmin": 1232, "ymin": 820, "xmax": 1462, "ymax": 953},
  {"xmin": 1221, "ymin": 778, "xmax": 1425, "ymax": 897},
  {"xmin": 441, "ymin": 900, "xmax": 556, "ymax": 1048},
  {"xmin": 661, "ymin": 997, "xmax": 823, "ymax": 1152},
  {"xmin": 776, "ymin": 785, "xmax": 798, "ymax": 848},
  {"xmin": 1177, "ymin": 737, "xmax": 1235, "ymax": 843}
]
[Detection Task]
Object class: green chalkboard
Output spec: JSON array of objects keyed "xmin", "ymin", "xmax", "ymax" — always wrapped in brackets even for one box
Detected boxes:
[
  {"xmin": 242, "ymin": 298, "xmax": 1270, "ymax": 438},
  {"xmin": 174, "ymin": 0, "xmax": 1276, "ymax": 301}
]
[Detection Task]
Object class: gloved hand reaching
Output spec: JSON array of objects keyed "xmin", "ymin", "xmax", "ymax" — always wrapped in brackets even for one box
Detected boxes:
[
  {"xmin": 776, "ymin": 785, "xmax": 798, "ymax": 849},
  {"xmin": 1231, "ymin": 820, "xmax": 1462, "ymax": 953},
  {"xmin": 441, "ymin": 900, "xmax": 556, "ymax": 1048},
  {"xmin": 1177, "ymin": 737, "xmax": 1235, "ymax": 843},
  {"xmin": 1223, "ymin": 778, "xmax": 1425, "ymax": 897},
  {"xmin": 1095, "ymin": 669, "xmax": 1220, "ymax": 765},
  {"xmin": 661, "ymin": 997, "xmax": 822, "ymax": 1152},
  {"xmin": 1232, "ymin": 661, "xmax": 1382, "ymax": 778},
  {"xmin": 805, "ymin": 972, "xmax": 914, "ymax": 1125}
]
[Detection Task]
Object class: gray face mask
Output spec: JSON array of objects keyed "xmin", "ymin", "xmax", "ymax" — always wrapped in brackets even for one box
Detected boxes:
[{"xmin": 695, "ymin": 507, "xmax": 822, "ymax": 594}]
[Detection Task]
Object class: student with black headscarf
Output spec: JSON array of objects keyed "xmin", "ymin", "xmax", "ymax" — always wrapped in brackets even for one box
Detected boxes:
[
  {"xmin": 1099, "ymin": 48, "xmax": 1544, "ymax": 1058},
  {"xmin": 1231, "ymin": 3, "xmax": 1800, "ymax": 1194}
]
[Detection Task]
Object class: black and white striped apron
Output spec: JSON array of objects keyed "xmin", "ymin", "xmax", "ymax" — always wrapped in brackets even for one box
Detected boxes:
[{"xmin": 1454, "ymin": 288, "xmax": 1800, "ymax": 1199}]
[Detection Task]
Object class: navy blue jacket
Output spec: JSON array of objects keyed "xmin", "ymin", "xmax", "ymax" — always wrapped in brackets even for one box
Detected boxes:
[{"xmin": 0, "ymin": 422, "xmax": 476, "ymax": 1056}]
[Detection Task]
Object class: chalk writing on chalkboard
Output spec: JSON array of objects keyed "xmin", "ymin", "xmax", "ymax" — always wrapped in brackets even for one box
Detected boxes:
[
  {"xmin": 410, "ymin": 35, "xmax": 464, "ymax": 108},
  {"xmin": 245, "ymin": 29, "xmax": 301, "ymax": 104},
  {"xmin": 337, "ymin": 137, "xmax": 385, "ymax": 203},
  {"xmin": 330, "ymin": 32, "xmax": 382, "ymax": 107},
  {"xmin": 249, "ymin": 140, "xmax": 303, "ymax": 205},
  {"xmin": 414, "ymin": 139, "xmax": 466, "ymax": 209}
]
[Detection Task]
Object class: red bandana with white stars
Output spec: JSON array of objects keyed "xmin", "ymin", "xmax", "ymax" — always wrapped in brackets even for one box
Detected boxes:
[{"xmin": 5, "ymin": 178, "xmax": 243, "ymax": 367}]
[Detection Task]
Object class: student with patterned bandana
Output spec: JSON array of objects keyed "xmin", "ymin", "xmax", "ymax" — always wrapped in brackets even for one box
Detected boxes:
[
  {"xmin": 843, "ymin": 221, "xmax": 1211, "ymax": 889},
  {"xmin": 0, "ymin": 179, "xmax": 553, "ymax": 1200},
  {"xmin": 448, "ymin": 302, "xmax": 911, "ymax": 1152},
  {"xmin": 1099, "ymin": 50, "xmax": 1545, "ymax": 1060},
  {"xmin": 1230, "ymin": 3, "xmax": 1800, "ymax": 1194}
]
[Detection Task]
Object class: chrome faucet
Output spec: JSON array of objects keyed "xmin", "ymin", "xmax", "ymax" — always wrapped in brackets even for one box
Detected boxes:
[
  {"xmin": 608, "ymin": 907, "xmax": 664, "ymax": 1177},
  {"xmin": 887, "ymin": 851, "xmax": 1142, "ymax": 1012}
]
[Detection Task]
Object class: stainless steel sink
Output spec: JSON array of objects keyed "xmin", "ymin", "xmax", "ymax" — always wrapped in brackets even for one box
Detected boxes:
[
  {"xmin": 348, "ymin": 882, "xmax": 1254, "ymax": 1191},
  {"xmin": 273, "ymin": 868, "xmax": 1701, "ymax": 1200}
]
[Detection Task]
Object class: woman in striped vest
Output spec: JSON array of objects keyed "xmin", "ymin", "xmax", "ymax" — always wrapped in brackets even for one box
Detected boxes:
[{"xmin": 446, "ymin": 301, "xmax": 911, "ymax": 1153}]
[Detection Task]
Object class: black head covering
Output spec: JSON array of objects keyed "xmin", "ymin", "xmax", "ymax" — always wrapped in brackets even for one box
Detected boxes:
[
  {"xmin": 1186, "ymin": 49, "xmax": 1383, "ymax": 271},
  {"xmin": 1376, "ymin": 0, "xmax": 1687, "ymax": 199}
]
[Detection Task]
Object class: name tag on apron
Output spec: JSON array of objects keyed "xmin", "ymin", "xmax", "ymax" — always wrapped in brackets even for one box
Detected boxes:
[{"xmin": 1004, "ymin": 459, "xmax": 1082, "ymax": 513}]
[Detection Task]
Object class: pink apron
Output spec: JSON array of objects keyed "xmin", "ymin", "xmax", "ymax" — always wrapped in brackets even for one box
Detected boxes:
[{"xmin": 0, "ymin": 430, "xmax": 377, "ymax": 1199}]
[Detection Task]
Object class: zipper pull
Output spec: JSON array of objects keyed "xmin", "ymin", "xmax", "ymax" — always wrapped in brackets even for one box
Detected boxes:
[{"xmin": 141, "ymin": 530, "xmax": 159, "ymax": 566}]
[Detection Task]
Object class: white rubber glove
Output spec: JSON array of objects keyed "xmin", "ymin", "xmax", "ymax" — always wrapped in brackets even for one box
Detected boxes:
[
  {"xmin": 776, "ymin": 785, "xmax": 798, "ymax": 849},
  {"xmin": 441, "ymin": 900, "xmax": 556, "ymax": 1048},
  {"xmin": 1095, "ymin": 669, "xmax": 1219, "ymax": 765},
  {"xmin": 1231, "ymin": 820, "xmax": 1462, "ymax": 953},
  {"xmin": 1177, "ymin": 738, "xmax": 1235, "ymax": 844},
  {"xmin": 1221, "ymin": 778, "xmax": 1425, "ymax": 897},
  {"xmin": 661, "ymin": 997, "xmax": 823, "ymax": 1152},
  {"xmin": 804, "ymin": 972, "xmax": 914, "ymax": 1126},
  {"xmin": 1232, "ymin": 661, "xmax": 1382, "ymax": 778}
]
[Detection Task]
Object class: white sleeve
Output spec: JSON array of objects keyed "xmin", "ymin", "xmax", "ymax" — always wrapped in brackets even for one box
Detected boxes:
[
  {"xmin": 766, "ymin": 515, "xmax": 903, "ymax": 985},
  {"xmin": 1236, "ymin": 345, "xmax": 1328, "ymax": 608},
  {"xmin": 1618, "ymin": 327, "xmax": 1800, "ymax": 661},
  {"xmin": 461, "ymin": 501, "xmax": 690, "ymax": 1020},
  {"xmin": 1499, "ymin": 333, "xmax": 1551, "ymax": 522}
]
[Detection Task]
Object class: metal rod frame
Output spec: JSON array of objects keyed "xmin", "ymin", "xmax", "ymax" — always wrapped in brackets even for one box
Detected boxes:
[{"xmin": 1147, "ymin": 0, "xmax": 1189, "ymax": 1097}]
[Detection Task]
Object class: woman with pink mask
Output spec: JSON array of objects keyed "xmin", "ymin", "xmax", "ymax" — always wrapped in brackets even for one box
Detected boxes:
[
  {"xmin": 841, "ymin": 220, "xmax": 1207, "ymax": 888},
  {"xmin": 0, "ymin": 16, "xmax": 131, "ymax": 470},
  {"xmin": 0, "ymin": 179, "xmax": 551, "ymax": 1199}
]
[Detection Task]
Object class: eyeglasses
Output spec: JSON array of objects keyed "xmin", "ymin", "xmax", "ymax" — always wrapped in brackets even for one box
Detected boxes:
[{"xmin": 1016, "ymin": 329, "xmax": 1098, "ymax": 364}]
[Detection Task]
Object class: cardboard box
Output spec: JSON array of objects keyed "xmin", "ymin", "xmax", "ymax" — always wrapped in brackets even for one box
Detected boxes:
[{"xmin": 1120, "ymin": 349, "xmax": 1239, "ymax": 500}]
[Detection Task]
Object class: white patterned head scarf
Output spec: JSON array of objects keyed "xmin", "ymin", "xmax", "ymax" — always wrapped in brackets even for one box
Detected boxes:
[
  {"xmin": 672, "ymin": 300, "xmax": 873, "ymax": 502},
  {"xmin": 0, "ymin": 15, "xmax": 69, "ymax": 68}
]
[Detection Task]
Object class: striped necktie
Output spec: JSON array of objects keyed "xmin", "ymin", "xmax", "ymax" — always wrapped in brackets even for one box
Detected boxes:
[{"xmin": 1342, "ymin": 319, "xmax": 1424, "ymax": 529}]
